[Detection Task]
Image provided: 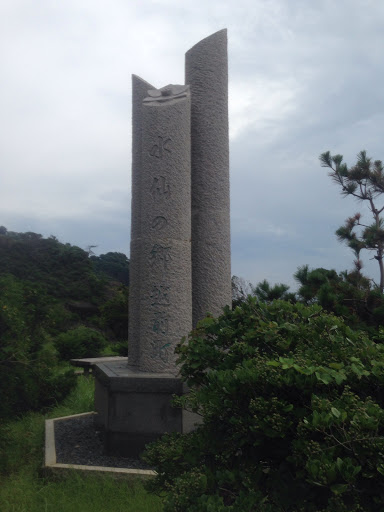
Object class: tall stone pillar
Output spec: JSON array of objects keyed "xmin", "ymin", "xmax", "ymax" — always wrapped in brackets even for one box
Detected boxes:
[
  {"xmin": 185, "ymin": 29, "xmax": 232, "ymax": 326},
  {"xmin": 134, "ymin": 85, "xmax": 192, "ymax": 373}
]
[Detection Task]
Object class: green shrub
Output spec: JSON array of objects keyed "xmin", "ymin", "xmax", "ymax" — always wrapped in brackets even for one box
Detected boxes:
[
  {"xmin": 54, "ymin": 326, "xmax": 108, "ymax": 360},
  {"xmin": 143, "ymin": 298, "xmax": 384, "ymax": 511}
]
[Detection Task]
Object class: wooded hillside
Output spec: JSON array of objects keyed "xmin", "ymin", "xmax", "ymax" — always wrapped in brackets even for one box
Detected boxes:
[{"xmin": 0, "ymin": 226, "xmax": 129, "ymax": 419}]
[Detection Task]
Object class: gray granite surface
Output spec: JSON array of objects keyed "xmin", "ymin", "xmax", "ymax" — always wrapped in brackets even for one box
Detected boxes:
[
  {"xmin": 186, "ymin": 29, "xmax": 232, "ymax": 326},
  {"xmin": 128, "ymin": 75, "xmax": 155, "ymax": 370},
  {"xmin": 129, "ymin": 85, "xmax": 192, "ymax": 373}
]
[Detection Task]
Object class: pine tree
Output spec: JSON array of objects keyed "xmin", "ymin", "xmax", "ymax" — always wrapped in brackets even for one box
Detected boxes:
[
  {"xmin": 252, "ymin": 279, "xmax": 296, "ymax": 302},
  {"xmin": 320, "ymin": 150, "xmax": 384, "ymax": 292}
]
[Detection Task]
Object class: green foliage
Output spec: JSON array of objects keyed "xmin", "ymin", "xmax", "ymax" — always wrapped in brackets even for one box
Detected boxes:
[
  {"xmin": 252, "ymin": 278, "xmax": 296, "ymax": 303},
  {"xmin": 0, "ymin": 376, "xmax": 95, "ymax": 474},
  {"xmin": 90, "ymin": 252, "xmax": 130, "ymax": 286},
  {"xmin": 100, "ymin": 284, "xmax": 129, "ymax": 340},
  {"xmin": 0, "ymin": 228, "xmax": 130, "ymax": 336},
  {"xmin": 45, "ymin": 302, "xmax": 79, "ymax": 335},
  {"xmin": 48, "ymin": 374, "xmax": 95, "ymax": 418},
  {"xmin": 144, "ymin": 298, "xmax": 384, "ymax": 511},
  {"xmin": 0, "ymin": 411, "xmax": 45, "ymax": 475},
  {"xmin": 0, "ymin": 227, "xmax": 130, "ymax": 418},
  {"xmin": 234, "ymin": 264, "xmax": 384, "ymax": 334},
  {"xmin": 54, "ymin": 326, "xmax": 108, "ymax": 360},
  {"xmin": 109, "ymin": 340, "xmax": 129, "ymax": 356},
  {"xmin": 0, "ymin": 229, "xmax": 106, "ymax": 301},
  {"xmin": 294, "ymin": 264, "xmax": 384, "ymax": 332},
  {"xmin": 0, "ymin": 274, "xmax": 76, "ymax": 419},
  {"xmin": 232, "ymin": 276, "xmax": 295, "ymax": 307}
]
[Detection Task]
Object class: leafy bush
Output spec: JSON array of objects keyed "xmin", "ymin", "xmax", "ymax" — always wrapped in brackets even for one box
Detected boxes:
[
  {"xmin": 143, "ymin": 298, "xmax": 384, "ymax": 511},
  {"xmin": 54, "ymin": 326, "xmax": 108, "ymax": 360}
]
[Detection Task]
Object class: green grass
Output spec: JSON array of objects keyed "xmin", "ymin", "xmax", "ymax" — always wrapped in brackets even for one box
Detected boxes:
[
  {"xmin": 0, "ymin": 471, "xmax": 162, "ymax": 512},
  {"xmin": 0, "ymin": 376, "xmax": 163, "ymax": 512},
  {"xmin": 48, "ymin": 373, "xmax": 96, "ymax": 419}
]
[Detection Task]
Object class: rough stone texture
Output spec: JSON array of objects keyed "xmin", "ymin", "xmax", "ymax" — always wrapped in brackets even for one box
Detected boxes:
[
  {"xmin": 129, "ymin": 75, "xmax": 155, "ymax": 369},
  {"xmin": 129, "ymin": 85, "xmax": 192, "ymax": 373},
  {"xmin": 185, "ymin": 29, "xmax": 232, "ymax": 326}
]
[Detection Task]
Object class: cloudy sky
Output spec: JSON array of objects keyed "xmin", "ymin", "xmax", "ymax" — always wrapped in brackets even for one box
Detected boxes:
[{"xmin": 1, "ymin": 0, "xmax": 384, "ymax": 290}]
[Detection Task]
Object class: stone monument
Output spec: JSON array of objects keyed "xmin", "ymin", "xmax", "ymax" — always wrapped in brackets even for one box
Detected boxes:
[{"xmin": 94, "ymin": 29, "xmax": 231, "ymax": 457}]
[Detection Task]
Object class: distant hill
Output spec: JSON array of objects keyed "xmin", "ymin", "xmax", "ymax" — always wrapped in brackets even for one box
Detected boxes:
[
  {"xmin": 0, "ymin": 226, "xmax": 129, "ymax": 341},
  {"xmin": 0, "ymin": 226, "xmax": 129, "ymax": 303}
]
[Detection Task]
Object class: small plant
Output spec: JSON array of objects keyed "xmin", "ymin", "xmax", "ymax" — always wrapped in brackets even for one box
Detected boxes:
[{"xmin": 143, "ymin": 298, "xmax": 384, "ymax": 511}]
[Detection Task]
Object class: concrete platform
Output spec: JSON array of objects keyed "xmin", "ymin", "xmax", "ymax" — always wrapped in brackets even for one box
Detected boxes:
[
  {"xmin": 44, "ymin": 411, "xmax": 155, "ymax": 478},
  {"xmin": 70, "ymin": 356, "xmax": 127, "ymax": 376},
  {"xmin": 94, "ymin": 360, "xmax": 201, "ymax": 457}
]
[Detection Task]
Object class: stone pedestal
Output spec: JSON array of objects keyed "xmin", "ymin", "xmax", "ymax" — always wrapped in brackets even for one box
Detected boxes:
[{"xmin": 94, "ymin": 360, "xmax": 198, "ymax": 457}]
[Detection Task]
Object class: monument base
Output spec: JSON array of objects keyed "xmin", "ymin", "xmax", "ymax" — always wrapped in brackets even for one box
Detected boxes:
[{"xmin": 93, "ymin": 359, "xmax": 199, "ymax": 457}]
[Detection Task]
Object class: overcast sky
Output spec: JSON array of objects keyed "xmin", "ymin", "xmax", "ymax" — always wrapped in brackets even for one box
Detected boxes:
[{"xmin": 1, "ymin": 0, "xmax": 384, "ymax": 290}]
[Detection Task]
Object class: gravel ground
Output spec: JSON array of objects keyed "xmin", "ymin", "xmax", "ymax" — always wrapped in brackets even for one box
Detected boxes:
[{"xmin": 54, "ymin": 414, "xmax": 152, "ymax": 470}]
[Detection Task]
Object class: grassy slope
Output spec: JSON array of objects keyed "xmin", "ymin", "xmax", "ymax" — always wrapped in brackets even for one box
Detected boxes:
[{"xmin": 0, "ymin": 376, "xmax": 163, "ymax": 512}]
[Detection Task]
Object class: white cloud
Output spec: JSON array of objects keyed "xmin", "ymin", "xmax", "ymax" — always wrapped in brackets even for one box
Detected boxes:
[{"xmin": 229, "ymin": 77, "xmax": 300, "ymax": 140}]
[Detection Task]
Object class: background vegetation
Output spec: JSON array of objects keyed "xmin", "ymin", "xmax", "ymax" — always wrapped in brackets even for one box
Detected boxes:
[{"xmin": 0, "ymin": 227, "xmax": 129, "ymax": 421}]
